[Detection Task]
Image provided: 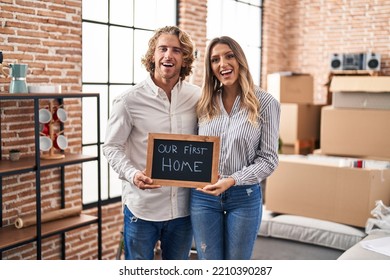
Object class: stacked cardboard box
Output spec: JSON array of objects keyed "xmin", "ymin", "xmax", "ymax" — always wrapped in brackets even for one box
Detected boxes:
[
  {"xmin": 267, "ymin": 72, "xmax": 322, "ymax": 154},
  {"xmin": 266, "ymin": 75, "xmax": 390, "ymax": 228},
  {"xmin": 321, "ymin": 76, "xmax": 390, "ymax": 160},
  {"xmin": 266, "ymin": 155, "xmax": 390, "ymax": 227},
  {"xmin": 331, "ymin": 76, "xmax": 390, "ymax": 110}
]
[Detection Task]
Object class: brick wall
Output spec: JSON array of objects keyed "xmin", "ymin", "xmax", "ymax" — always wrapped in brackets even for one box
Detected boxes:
[
  {"xmin": 178, "ymin": 0, "xmax": 207, "ymax": 86},
  {"xmin": 0, "ymin": 0, "xmax": 87, "ymax": 260},
  {"xmin": 262, "ymin": 0, "xmax": 390, "ymax": 103},
  {"xmin": 1, "ymin": 0, "xmax": 389, "ymax": 259},
  {"xmin": 0, "ymin": 0, "xmax": 208, "ymax": 260}
]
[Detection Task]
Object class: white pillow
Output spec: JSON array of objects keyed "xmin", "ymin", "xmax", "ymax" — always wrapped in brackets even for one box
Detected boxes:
[
  {"xmin": 268, "ymin": 214, "xmax": 366, "ymax": 250},
  {"xmin": 258, "ymin": 207, "xmax": 275, "ymax": 237}
]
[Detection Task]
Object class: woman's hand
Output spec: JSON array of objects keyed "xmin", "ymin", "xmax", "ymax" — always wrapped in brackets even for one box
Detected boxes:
[
  {"xmin": 133, "ymin": 170, "xmax": 161, "ymax": 190},
  {"xmin": 197, "ymin": 177, "xmax": 235, "ymax": 196}
]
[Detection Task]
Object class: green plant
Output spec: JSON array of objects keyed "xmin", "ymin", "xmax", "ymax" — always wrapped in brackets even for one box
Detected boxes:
[{"xmin": 278, "ymin": 137, "xmax": 283, "ymax": 154}]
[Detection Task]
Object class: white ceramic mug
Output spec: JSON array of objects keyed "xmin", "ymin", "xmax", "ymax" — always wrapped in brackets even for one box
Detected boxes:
[
  {"xmin": 53, "ymin": 107, "xmax": 67, "ymax": 123},
  {"xmin": 40, "ymin": 136, "xmax": 52, "ymax": 151},
  {"xmin": 53, "ymin": 134, "xmax": 68, "ymax": 150},
  {"xmin": 39, "ymin": 108, "xmax": 52, "ymax": 124}
]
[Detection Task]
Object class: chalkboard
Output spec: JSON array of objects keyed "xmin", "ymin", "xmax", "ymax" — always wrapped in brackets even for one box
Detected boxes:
[{"xmin": 146, "ymin": 133, "xmax": 220, "ymax": 188}]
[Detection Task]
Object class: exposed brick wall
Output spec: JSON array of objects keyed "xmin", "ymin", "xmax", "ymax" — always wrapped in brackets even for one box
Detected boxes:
[
  {"xmin": 262, "ymin": 0, "xmax": 390, "ymax": 103},
  {"xmin": 261, "ymin": 0, "xmax": 287, "ymax": 82},
  {"xmin": 1, "ymin": 0, "xmax": 389, "ymax": 260},
  {"xmin": 0, "ymin": 0, "xmax": 208, "ymax": 260},
  {"xmin": 178, "ymin": 0, "xmax": 208, "ymax": 86},
  {"xmin": 0, "ymin": 0, "xmax": 82, "ymax": 92},
  {"xmin": 0, "ymin": 0, "xmax": 87, "ymax": 260}
]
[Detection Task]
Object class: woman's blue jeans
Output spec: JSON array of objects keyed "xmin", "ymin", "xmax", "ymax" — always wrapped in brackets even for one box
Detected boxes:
[
  {"xmin": 123, "ymin": 205, "xmax": 193, "ymax": 260},
  {"xmin": 190, "ymin": 184, "xmax": 262, "ymax": 260}
]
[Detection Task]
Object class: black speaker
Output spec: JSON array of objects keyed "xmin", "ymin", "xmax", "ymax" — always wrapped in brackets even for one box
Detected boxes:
[
  {"xmin": 363, "ymin": 53, "xmax": 381, "ymax": 71},
  {"xmin": 330, "ymin": 53, "xmax": 343, "ymax": 70},
  {"xmin": 343, "ymin": 53, "xmax": 364, "ymax": 70}
]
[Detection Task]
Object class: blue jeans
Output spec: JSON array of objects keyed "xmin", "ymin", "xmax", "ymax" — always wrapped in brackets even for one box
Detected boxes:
[
  {"xmin": 190, "ymin": 184, "xmax": 262, "ymax": 260},
  {"xmin": 123, "ymin": 205, "xmax": 193, "ymax": 260}
]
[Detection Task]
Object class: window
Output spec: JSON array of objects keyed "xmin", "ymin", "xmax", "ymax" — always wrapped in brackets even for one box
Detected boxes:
[
  {"xmin": 207, "ymin": 0, "xmax": 263, "ymax": 85},
  {"xmin": 81, "ymin": 0, "xmax": 262, "ymax": 206},
  {"xmin": 81, "ymin": 0, "xmax": 177, "ymax": 205}
]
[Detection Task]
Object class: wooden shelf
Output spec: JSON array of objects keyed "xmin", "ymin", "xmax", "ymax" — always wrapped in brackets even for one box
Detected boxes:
[
  {"xmin": 0, "ymin": 93, "xmax": 102, "ymax": 259},
  {"xmin": 0, "ymin": 93, "xmax": 99, "ymax": 99},
  {"xmin": 329, "ymin": 70, "xmax": 380, "ymax": 76},
  {"xmin": 0, "ymin": 154, "xmax": 98, "ymax": 176},
  {"xmin": 0, "ymin": 214, "xmax": 98, "ymax": 251}
]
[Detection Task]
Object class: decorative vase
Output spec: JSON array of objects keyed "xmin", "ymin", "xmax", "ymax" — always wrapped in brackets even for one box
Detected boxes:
[{"xmin": 9, "ymin": 150, "xmax": 21, "ymax": 161}]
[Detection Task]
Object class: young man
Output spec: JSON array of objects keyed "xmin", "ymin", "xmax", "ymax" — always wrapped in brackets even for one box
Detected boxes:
[{"xmin": 103, "ymin": 26, "xmax": 200, "ymax": 260}]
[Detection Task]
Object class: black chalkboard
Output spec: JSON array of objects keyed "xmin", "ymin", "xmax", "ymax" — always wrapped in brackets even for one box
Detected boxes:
[{"xmin": 146, "ymin": 133, "xmax": 220, "ymax": 188}]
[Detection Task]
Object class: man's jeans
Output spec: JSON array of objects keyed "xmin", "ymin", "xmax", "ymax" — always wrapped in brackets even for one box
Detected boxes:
[
  {"xmin": 123, "ymin": 205, "xmax": 193, "ymax": 260},
  {"xmin": 190, "ymin": 184, "xmax": 262, "ymax": 260}
]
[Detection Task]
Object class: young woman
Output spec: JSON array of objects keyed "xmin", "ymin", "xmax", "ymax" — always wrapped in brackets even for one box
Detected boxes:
[{"xmin": 191, "ymin": 36, "xmax": 280, "ymax": 260}]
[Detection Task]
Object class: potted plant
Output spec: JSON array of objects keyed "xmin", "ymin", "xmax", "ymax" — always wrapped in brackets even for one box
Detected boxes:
[{"xmin": 9, "ymin": 149, "xmax": 21, "ymax": 161}]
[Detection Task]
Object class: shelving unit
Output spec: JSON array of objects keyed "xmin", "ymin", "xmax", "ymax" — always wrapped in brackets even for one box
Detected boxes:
[{"xmin": 0, "ymin": 93, "xmax": 102, "ymax": 260}]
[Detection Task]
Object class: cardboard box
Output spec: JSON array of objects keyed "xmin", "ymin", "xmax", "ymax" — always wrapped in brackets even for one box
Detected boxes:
[
  {"xmin": 279, "ymin": 103, "xmax": 322, "ymax": 145},
  {"xmin": 265, "ymin": 156, "xmax": 390, "ymax": 227},
  {"xmin": 267, "ymin": 72, "xmax": 314, "ymax": 104},
  {"xmin": 280, "ymin": 141, "xmax": 317, "ymax": 155},
  {"xmin": 321, "ymin": 106, "xmax": 390, "ymax": 159},
  {"xmin": 280, "ymin": 144, "xmax": 295, "ymax": 155},
  {"xmin": 330, "ymin": 76, "xmax": 390, "ymax": 110},
  {"xmin": 330, "ymin": 76, "xmax": 390, "ymax": 93},
  {"xmin": 332, "ymin": 91, "xmax": 390, "ymax": 110}
]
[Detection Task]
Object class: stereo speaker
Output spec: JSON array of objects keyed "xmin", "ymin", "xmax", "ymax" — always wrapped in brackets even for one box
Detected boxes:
[
  {"xmin": 330, "ymin": 53, "xmax": 343, "ymax": 70},
  {"xmin": 343, "ymin": 53, "xmax": 364, "ymax": 70},
  {"xmin": 363, "ymin": 53, "xmax": 381, "ymax": 71}
]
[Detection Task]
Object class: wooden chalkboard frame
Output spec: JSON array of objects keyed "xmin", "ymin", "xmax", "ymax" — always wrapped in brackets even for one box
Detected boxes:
[{"xmin": 146, "ymin": 133, "xmax": 220, "ymax": 188}]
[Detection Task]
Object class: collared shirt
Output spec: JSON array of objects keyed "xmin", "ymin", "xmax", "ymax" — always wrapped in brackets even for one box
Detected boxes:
[
  {"xmin": 198, "ymin": 87, "xmax": 280, "ymax": 185},
  {"xmin": 102, "ymin": 75, "xmax": 200, "ymax": 221}
]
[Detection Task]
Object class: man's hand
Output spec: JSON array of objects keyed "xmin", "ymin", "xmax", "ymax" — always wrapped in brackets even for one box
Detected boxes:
[{"xmin": 133, "ymin": 170, "xmax": 161, "ymax": 190}]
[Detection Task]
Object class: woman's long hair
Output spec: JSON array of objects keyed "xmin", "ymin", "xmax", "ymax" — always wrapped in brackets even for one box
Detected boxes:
[{"xmin": 197, "ymin": 36, "xmax": 260, "ymax": 126}]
